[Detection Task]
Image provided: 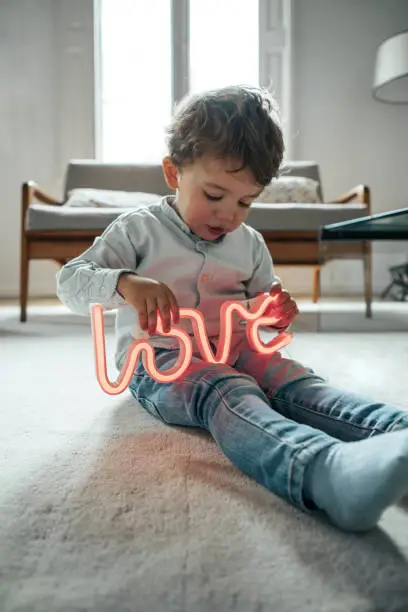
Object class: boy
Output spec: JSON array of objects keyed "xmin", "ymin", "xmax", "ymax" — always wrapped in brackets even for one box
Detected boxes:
[{"xmin": 57, "ymin": 85, "xmax": 408, "ymax": 532}]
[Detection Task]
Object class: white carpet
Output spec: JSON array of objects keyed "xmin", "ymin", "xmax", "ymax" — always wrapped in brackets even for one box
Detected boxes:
[{"xmin": 1, "ymin": 303, "xmax": 408, "ymax": 612}]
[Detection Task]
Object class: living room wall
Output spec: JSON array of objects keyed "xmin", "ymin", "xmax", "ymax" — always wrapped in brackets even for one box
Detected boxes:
[
  {"xmin": 285, "ymin": 0, "xmax": 408, "ymax": 296},
  {"xmin": 0, "ymin": 0, "xmax": 95, "ymax": 298},
  {"xmin": 0, "ymin": 0, "xmax": 407, "ymax": 299}
]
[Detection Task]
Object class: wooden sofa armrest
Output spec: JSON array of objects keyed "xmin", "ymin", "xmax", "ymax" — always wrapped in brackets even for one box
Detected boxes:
[
  {"xmin": 330, "ymin": 184, "xmax": 371, "ymax": 209},
  {"xmin": 21, "ymin": 180, "xmax": 61, "ymax": 218}
]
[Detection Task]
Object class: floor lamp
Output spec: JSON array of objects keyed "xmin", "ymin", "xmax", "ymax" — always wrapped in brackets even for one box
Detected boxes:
[
  {"xmin": 373, "ymin": 30, "xmax": 408, "ymax": 300},
  {"xmin": 373, "ymin": 29, "xmax": 408, "ymax": 103}
]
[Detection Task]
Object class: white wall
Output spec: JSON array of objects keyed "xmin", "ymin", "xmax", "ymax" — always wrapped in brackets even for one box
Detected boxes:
[
  {"xmin": 280, "ymin": 0, "xmax": 408, "ymax": 296},
  {"xmin": 0, "ymin": 0, "xmax": 407, "ymax": 299},
  {"xmin": 0, "ymin": 0, "xmax": 95, "ymax": 298}
]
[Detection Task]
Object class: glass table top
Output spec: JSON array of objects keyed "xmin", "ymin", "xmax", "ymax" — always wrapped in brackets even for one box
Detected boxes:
[{"xmin": 320, "ymin": 207, "xmax": 408, "ymax": 241}]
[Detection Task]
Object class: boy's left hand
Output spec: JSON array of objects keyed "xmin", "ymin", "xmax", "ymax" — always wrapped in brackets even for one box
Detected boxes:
[{"xmin": 264, "ymin": 282, "xmax": 299, "ymax": 330}]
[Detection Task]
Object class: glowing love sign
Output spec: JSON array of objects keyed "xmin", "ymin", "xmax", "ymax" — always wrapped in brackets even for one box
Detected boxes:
[{"xmin": 91, "ymin": 293, "xmax": 293, "ymax": 395}]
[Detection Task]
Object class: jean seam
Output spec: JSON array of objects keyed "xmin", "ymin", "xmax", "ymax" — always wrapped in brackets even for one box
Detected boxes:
[
  {"xmin": 129, "ymin": 379, "xmax": 168, "ymax": 422},
  {"xmin": 287, "ymin": 440, "xmax": 336, "ymax": 510},
  {"xmin": 200, "ymin": 374, "xmax": 291, "ymax": 446},
  {"xmin": 269, "ymin": 391, "xmax": 389, "ymax": 436}
]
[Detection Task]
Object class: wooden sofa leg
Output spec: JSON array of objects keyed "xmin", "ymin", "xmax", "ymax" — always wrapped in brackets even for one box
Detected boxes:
[
  {"xmin": 20, "ymin": 236, "xmax": 29, "ymax": 322},
  {"xmin": 313, "ymin": 267, "xmax": 320, "ymax": 303},
  {"xmin": 364, "ymin": 243, "xmax": 372, "ymax": 318}
]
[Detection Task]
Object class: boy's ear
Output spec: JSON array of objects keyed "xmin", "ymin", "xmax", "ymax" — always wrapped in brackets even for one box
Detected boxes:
[{"xmin": 162, "ymin": 156, "xmax": 179, "ymax": 190}]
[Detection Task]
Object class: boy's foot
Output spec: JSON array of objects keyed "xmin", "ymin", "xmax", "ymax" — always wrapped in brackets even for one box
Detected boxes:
[{"xmin": 304, "ymin": 429, "xmax": 408, "ymax": 531}]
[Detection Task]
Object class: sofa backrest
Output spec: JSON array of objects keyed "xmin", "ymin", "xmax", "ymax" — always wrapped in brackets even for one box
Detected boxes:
[
  {"xmin": 63, "ymin": 159, "xmax": 323, "ymax": 201},
  {"xmin": 64, "ymin": 161, "xmax": 170, "ymax": 199}
]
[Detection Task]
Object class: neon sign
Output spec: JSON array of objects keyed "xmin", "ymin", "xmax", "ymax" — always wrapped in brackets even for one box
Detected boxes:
[{"xmin": 91, "ymin": 293, "xmax": 293, "ymax": 395}]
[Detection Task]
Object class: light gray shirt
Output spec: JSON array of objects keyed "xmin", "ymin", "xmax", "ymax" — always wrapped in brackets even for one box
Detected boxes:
[{"xmin": 56, "ymin": 197, "xmax": 279, "ymax": 369}]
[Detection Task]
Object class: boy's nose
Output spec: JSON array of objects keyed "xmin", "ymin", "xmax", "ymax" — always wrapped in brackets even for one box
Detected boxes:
[{"xmin": 215, "ymin": 208, "xmax": 235, "ymax": 224}]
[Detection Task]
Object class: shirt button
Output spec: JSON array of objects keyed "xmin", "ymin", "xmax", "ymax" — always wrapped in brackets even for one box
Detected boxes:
[{"xmin": 201, "ymin": 274, "xmax": 210, "ymax": 282}]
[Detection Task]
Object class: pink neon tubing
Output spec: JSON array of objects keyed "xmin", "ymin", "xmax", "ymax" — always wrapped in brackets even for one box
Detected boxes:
[{"xmin": 91, "ymin": 293, "xmax": 293, "ymax": 395}]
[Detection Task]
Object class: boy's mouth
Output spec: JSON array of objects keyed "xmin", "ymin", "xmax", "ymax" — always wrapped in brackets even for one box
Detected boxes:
[{"xmin": 207, "ymin": 225, "xmax": 226, "ymax": 236}]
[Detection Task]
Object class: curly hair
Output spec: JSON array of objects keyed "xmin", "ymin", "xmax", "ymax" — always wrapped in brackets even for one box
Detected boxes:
[{"xmin": 166, "ymin": 85, "xmax": 284, "ymax": 186}]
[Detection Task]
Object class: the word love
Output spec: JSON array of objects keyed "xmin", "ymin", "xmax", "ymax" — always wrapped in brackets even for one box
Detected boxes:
[{"xmin": 91, "ymin": 293, "xmax": 293, "ymax": 395}]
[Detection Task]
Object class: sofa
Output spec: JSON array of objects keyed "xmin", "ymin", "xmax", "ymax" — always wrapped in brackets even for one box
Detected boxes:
[{"xmin": 20, "ymin": 160, "xmax": 372, "ymax": 321}]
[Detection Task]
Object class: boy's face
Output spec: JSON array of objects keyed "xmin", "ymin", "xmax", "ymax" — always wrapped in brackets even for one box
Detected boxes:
[{"xmin": 162, "ymin": 156, "xmax": 264, "ymax": 241}]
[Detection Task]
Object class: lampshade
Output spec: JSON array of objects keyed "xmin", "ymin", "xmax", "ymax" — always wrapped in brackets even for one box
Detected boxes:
[{"xmin": 373, "ymin": 29, "xmax": 408, "ymax": 103}]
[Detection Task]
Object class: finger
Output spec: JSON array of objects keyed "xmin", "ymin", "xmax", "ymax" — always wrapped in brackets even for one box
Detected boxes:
[
  {"xmin": 157, "ymin": 294, "xmax": 172, "ymax": 333},
  {"xmin": 278, "ymin": 303, "xmax": 299, "ymax": 318},
  {"xmin": 276, "ymin": 306, "xmax": 299, "ymax": 328},
  {"xmin": 269, "ymin": 281, "xmax": 282, "ymax": 294},
  {"xmin": 273, "ymin": 289, "xmax": 293, "ymax": 306},
  {"xmin": 277, "ymin": 301, "xmax": 299, "ymax": 316},
  {"xmin": 146, "ymin": 298, "xmax": 158, "ymax": 335},
  {"xmin": 138, "ymin": 300, "xmax": 149, "ymax": 331},
  {"xmin": 167, "ymin": 289, "xmax": 180, "ymax": 324}
]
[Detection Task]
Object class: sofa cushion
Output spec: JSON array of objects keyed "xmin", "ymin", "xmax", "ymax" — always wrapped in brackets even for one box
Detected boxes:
[
  {"xmin": 26, "ymin": 201, "xmax": 368, "ymax": 233},
  {"xmin": 246, "ymin": 202, "xmax": 368, "ymax": 232},
  {"xmin": 26, "ymin": 203, "xmax": 127, "ymax": 232},
  {"xmin": 259, "ymin": 176, "xmax": 321, "ymax": 203}
]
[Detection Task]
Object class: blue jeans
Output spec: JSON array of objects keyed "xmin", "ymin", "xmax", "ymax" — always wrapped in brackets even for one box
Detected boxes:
[{"xmin": 129, "ymin": 339, "xmax": 408, "ymax": 512}]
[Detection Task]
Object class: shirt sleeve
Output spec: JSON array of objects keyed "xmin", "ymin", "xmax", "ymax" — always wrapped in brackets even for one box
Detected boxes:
[
  {"xmin": 56, "ymin": 211, "xmax": 141, "ymax": 316},
  {"xmin": 245, "ymin": 230, "xmax": 280, "ymax": 298}
]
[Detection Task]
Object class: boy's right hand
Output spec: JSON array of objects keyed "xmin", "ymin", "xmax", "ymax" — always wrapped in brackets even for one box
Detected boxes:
[{"xmin": 117, "ymin": 273, "xmax": 180, "ymax": 335}]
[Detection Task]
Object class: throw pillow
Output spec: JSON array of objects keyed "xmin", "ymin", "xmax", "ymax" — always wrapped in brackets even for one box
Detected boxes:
[
  {"xmin": 257, "ymin": 176, "xmax": 321, "ymax": 204},
  {"xmin": 64, "ymin": 188, "xmax": 162, "ymax": 208}
]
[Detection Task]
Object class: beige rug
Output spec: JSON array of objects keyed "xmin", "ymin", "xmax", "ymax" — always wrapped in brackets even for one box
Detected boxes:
[{"xmin": 1, "ymin": 303, "xmax": 408, "ymax": 612}]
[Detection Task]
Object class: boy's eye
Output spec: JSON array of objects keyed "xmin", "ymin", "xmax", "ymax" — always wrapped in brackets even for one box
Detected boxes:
[
  {"xmin": 203, "ymin": 191, "xmax": 223, "ymax": 202},
  {"xmin": 203, "ymin": 190, "xmax": 252, "ymax": 208}
]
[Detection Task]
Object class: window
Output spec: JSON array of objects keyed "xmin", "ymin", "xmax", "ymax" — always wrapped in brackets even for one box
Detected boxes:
[
  {"xmin": 189, "ymin": 0, "xmax": 259, "ymax": 93},
  {"xmin": 97, "ymin": 0, "xmax": 291, "ymax": 163},
  {"xmin": 98, "ymin": 0, "xmax": 172, "ymax": 163}
]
